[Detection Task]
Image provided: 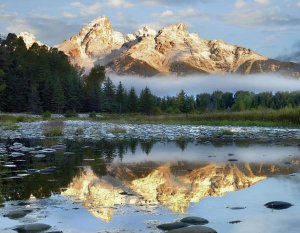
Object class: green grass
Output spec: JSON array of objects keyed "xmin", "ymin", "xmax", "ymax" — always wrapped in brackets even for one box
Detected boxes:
[
  {"xmin": 43, "ymin": 121, "xmax": 64, "ymax": 137},
  {"xmin": 91, "ymin": 108, "xmax": 300, "ymax": 127},
  {"xmin": 0, "ymin": 114, "xmax": 37, "ymax": 130},
  {"xmin": 75, "ymin": 127, "xmax": 84, "ymax": 135},
  {"xmin": 108, "ymin": 126, "xmax": 127, "ymax": 135}
]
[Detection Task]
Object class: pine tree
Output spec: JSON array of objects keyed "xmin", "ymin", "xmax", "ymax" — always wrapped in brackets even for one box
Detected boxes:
[
  {"xmin": 127, "ymin": 87, "xmax": 138, "ymax": 113},
  {"xmin": 116, "ymin": 82, "xmax": 126, "ymax": 113},
  {"xmin": 102, "ymin": 77, "xmax": 116, "ymax": 112},
  {"xmin": 139, "ymin": 87, "xmax": 153, "ymax": 115}
]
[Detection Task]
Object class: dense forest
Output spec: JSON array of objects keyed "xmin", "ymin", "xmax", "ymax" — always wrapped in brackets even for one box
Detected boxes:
[{"xmin": 0, "ymin": 33, "xmax": 300, "ymax": 115}]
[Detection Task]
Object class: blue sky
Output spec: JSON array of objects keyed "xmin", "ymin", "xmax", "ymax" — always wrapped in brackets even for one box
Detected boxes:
[{"xmin": 0, "ymin": 0, "xmax": 299, "ymax": 60}]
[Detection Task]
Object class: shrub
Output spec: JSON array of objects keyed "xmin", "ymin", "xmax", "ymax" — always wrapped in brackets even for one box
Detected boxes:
[
  {"xmin": 89, "ymin": 112, "xmax": 97, "ymax": 118},
  {"xmin": 108, "ymin": 126, "xmax": 127, "ymax": 135},
  {"xmin": 42, "ymin": 111, "xmax": 51, "ymax": 120},
  {"xmin": 75, "ymin": 127, "xmax": 84, "ymax": 135},
  {"xmin": 64, "ymin": 110, "xmax": 78, "ymax": 118},
  {"xmin": 43, "ymin": 127, "xmax": 63, "ymax": 137},
  {"xmin": 43, "ymin": 121, "xmax": 64, "ymax": 137}
]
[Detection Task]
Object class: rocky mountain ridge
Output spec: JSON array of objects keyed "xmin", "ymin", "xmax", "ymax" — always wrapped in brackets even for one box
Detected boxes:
[
  {"xmin": 18, "ymin": 16, "xmax": 300, "ymax": 77},
  {"xmin": 17, "ymin": 32, "xmax": 43, "ymax": 49}
]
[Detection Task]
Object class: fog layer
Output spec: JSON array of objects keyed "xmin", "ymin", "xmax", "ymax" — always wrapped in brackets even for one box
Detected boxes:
[{"xmin": 110, "ymin": 74, "xmax": 300, "ymax": 96}]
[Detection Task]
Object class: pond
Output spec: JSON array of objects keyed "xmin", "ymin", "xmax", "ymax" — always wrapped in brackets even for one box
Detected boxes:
[{"xmin": 0, "ymin": 138, "xmax": 300, "ymax": 233}]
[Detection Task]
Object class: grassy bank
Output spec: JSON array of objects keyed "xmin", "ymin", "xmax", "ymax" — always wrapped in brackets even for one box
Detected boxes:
[
  {"xmin": 1, "ymin": 108, "xmax": 300, "ymax": 128},
  {"xmin": 0, "ymin": 114, "xmax": 38, "ymax": 130},
  {"xmin": 95, "ymin": 109, "xmax": 300, "ymax": 127}
]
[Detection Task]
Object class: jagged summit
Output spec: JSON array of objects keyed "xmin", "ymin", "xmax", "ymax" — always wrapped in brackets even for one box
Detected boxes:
[
  {"xmin": 55, "ymin": 16, "xmax": 300, "ymax": 77},
  {"xmin": 17, "ymin": 32, "xmax": 44, "ymax": 49},
  {"xmin": 56, "ymin": 16, "xmax": 125, "ymax": 68},
  {"xmin": 125, "ymin": 26, "xmax": 157, "ymax": 42}
]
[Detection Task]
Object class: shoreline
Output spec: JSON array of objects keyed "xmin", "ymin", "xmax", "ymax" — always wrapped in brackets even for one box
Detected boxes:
[{"xmin": 0, "ymin": 119, "xmax": 300, "ymax": 141}]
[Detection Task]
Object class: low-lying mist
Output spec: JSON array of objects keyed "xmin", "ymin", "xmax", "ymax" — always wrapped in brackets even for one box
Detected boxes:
[{"xmin": 110, "ymin": 74, "xmax": 300, "ymax": 96}]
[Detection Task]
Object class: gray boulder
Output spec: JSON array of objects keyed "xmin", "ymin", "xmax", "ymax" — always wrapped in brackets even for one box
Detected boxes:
[
  {"xmin": 168, "ymin": 226, "xmax": 217, "ymax": 233},
  {"xmin": 180, "ymin": 216, "xmax": 209, "ymax": 225},
  {"xmin": 13, "ymin": 223, "xmax": 51, "ymax": 232},
  {"xmin": 157, "ymin": 222, "xmax": 190, "ymax": 230}
]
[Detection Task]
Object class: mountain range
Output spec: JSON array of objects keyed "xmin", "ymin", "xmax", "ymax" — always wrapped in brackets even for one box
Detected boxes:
[{"xmin": 18, "ymin": 16, "xmax": 300, "ymax": 77}]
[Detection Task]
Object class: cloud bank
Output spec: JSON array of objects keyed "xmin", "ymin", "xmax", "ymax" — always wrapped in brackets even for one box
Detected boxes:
[{"xmin": 110, "ymin": 74, "xmax": 300, "ymax": 96}]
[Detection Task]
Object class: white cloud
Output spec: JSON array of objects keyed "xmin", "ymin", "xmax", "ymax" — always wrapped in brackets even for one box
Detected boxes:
[
  {"xmin": 70, "ymin": 2, "xmax": 103, "ymax": 16},
  {"xmin": 225, "ymin": 5, "xmax": 300, "ymax": 28},
  {"xmin": 297, "ymin": 1, "xmax": 300, "ymax": 7},
  {"xmin": 144, "ymin": 7, "xmax": 209, "ymax": 31},
  {"xmin": 235, "ymin": 0, "xmax": 247, "ymax": 9},
  {"xmin": 70, "ymin": 0, "xmax": 133, "ymax": 16},
  {"xmin": 62, "ymin": 12, "xmax": 78, "ymax": 19},
  {"xmin": 254, "ymin": 0, "xmax": 270, "ymax": 5},
  {"xmin": 107, "ymin": 0, "xmax": 133, "ymax": 8},
  {"xmin": 0, "ymin": 13, "xmax": 82, "ymax": 46},
  {"xmin": 159, "ymin": 10, "xmax": 175, "ymax": 18},
  {"xmin": 156, "ymin": 8, "xmax": 205, "ymax": 21}
]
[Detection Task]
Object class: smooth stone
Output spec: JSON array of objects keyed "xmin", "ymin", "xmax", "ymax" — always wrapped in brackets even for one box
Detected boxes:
[
  {"xmin": 228, "ymin": 220, "xmax": 242, "ymax": 224},
  {"xmin": 34, "ymin": 154, "xmax": 46, "ymax": 159},
  {"xmin": 226, "ymin": 206, "xmax": 246, "ymax": 210},
  {"xmin": 64, "ymin": 152, "xmax": 75, "ymax": 155},
  {"xmin": 10, "ymin": 152, "xmax": 25, "ymax": 158},
  {"xmin": 168, "ymin": 226, "xmax": 217, "ymax": 233},
  {"xmin": 157, "ymin": 222, "xmax": 190, "ymax": 230},
  {"xmin": 39, "ymin": 167, "xmax": 56, "ymax": 174},
  {"xmin": 13, "ymin": 223, "xmax": 51, "ymax": 232},
  {"xmin": 227, "ymin": 159, "xmax": 238, "ymax": 162},
  {"xmin": 4, "ymin": 209, "xmax": 32, "ymax": 219},
  {"xmin": 180, "ymin": 217, "xmax": 209, "ymax": 225},
  {"xmin": 264, "ymin": 201, "xmax": 293, "ymax": 210},
  {"xmin": 27, "ymin": 169, "xmax": 39, "ymax": 174},
  {"xmin": 40, "ymin": 148, "xmax": 56, "ymax": 153},
  {"xmin": 17, "ymin": 174, "xmax": 29, "ymax": 177},
  {"xmin": 3, "ymin": 164, "xmax": 16, "ymax": 168}
]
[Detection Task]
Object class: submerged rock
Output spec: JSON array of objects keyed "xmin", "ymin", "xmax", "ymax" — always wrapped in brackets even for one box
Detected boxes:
[
  {"xmin": 168, "ymin": 226, "xmax": 217, "ymax": 233},
  {"xmin": 13, "ymin": 223, "xmax": 51, "ymax": 232},
  {"xmin": 228, "ymin": 159, "xmax": 238, "ymax": 162},
  {"xmin": 228, "ymin": 220, "xmax": 242, "ymax": 224},
  {"xmin": 4, "ymin": 210, "xmax": 32, "ymax": 219},
  {"xmin": 180, "ymin": 216, "xmax": 209, "ymax": 225},
  {"xmin": 265, "ymin": 201, "xmax": 293, "ymax": 210},
  {"xmin": 157, "ymin": 222, "xmax": 190, "ymax": 230},
  {"xmin": 34, "ymin": 154, "xmax": 46, "ymax": 159},
  {"xmin": 226, "ymin": 206, "xmax": 246, "ymax": 210},
  {"xmin": 39, "ymin": 167, "xmax": 56, "ymax": 174}
]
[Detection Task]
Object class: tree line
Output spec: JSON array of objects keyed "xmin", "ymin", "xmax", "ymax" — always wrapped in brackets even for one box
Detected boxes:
[{"xmin": 0, "ymin": 33, "xmax": 300, "ymax": 114}]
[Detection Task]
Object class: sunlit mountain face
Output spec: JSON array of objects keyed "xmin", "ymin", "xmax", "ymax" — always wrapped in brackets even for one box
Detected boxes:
[{"xmin": 62, "ymin": 160, "xmax": 298, "ymax": 221}]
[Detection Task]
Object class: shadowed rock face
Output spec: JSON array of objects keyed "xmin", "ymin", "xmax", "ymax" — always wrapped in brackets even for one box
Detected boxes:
[
  {"xmin": 62, "ymin": 161, "xmax": 298, "ymax": 221},
  {"xmin": 238, "ymin": 59, "xmax": 300, "ymax": 77}
]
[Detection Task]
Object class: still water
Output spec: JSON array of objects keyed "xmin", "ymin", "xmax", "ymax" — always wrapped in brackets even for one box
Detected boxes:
[{"xmin": 0, "ymin": 138, "xmax": 300, "ymax": 232}]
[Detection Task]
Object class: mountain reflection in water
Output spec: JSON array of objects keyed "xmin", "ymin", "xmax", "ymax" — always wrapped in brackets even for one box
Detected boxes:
[
  {"xmin": 0, "ymin": 138, "xmax": 299, "ymax": 224},
  {"xmin": 62, "ymin": 160, "xmax": 298, "ymax": 221}
]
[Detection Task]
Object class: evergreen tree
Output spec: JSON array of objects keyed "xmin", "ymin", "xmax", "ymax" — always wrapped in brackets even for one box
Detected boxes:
[
  {"xmin": 175, "ymin": 90, "xmax": 189, "ymax": 113},
  {"xmin": 139, "ymin": 87, "xmax": 153, "ymax": 115},
  {"xmin": 116, "ymin": 82, "xmax": 126, "ymax": 113},
  {"xmin": 127, "ymin": 87, "xmax": 138, "ymax": 113},
  {"xmin": 102, "ymin": 77, "xmax": 116, "ymax": 112}
]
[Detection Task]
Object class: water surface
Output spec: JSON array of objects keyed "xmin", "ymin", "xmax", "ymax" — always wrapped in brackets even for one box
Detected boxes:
[{"xmin": 0, "ymin": 138, "xmax": 299, "ymax": 232}]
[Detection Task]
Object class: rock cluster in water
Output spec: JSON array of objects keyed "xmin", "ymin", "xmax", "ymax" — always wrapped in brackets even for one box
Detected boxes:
[{"xmin": 157, "ymin": 216, "xmax": 216, "ymax": 233}]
